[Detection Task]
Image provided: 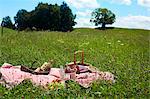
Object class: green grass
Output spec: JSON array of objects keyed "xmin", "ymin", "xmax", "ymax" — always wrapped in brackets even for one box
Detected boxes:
[{"xmin": 0, "ymin": 27, "xmax": 149, "ymax": 98}]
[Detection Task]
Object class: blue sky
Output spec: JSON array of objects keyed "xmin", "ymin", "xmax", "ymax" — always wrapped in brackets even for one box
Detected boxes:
[{"xmin": 0, "ymin": 0, "xmax": 150, "ymax": 30}]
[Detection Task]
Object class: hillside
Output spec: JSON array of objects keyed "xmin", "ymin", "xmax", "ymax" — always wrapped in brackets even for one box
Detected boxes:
[{"xmin": 0, "ymin": 28, "xmax": 149, "ymax": 98}]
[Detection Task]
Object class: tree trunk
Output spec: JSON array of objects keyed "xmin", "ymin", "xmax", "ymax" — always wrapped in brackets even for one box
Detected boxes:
[{"xmin": 102, "ymin": 23, "xmax": 106, "ymax": 30}]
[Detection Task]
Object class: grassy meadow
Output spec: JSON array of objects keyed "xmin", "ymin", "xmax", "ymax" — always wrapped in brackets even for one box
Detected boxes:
[{"xmin": 0, "ymin": 27, "xmax": 149, "ymax": 98}]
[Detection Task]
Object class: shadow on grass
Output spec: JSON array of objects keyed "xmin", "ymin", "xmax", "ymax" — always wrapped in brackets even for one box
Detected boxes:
[{"xmin": 95, "ymin": 27, "xmax": 115, "ymax": 30}]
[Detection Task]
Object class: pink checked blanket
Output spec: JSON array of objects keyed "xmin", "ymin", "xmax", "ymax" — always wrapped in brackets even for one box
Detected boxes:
[{"xmin": 0, "ymin": 63, "xmax": 115, "ymax": 88}]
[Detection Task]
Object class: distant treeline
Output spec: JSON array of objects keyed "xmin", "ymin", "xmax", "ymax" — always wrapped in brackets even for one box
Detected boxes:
[{"xmin": 1, "ymin": 2, "xmax": 76, "ymax": 32}]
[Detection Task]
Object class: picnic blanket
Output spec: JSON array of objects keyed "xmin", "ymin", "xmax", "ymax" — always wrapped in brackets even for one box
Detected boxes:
[{"xmin": 0, "ymin": 63, "xmax": 115, "ymax": 89}]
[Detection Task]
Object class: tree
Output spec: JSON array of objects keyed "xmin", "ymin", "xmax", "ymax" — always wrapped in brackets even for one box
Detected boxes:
[
  {"xmin": 1, "ymin": 16, "xmax": 13, "ymax": 29},
  {"xmin": 32, "ymin": 3, "xmax": 50, "ymax": 30},
  {"xmin": 90, "ymin": 8, "xmax": 115, "ymax": 29},
  {"xmin": 14, "ymin": 9, "xmax": 30, "ymax": 30},
  {"xmin": 14, "ymin": 2, "xmax": 76, "ymax": 31},
  {"xmin": 49, "ymin": 4, "xmax": 61, "ymax": 31},
  {"xmin": 60, "ymin": 2, "xmax": 76, "ymax": 31}
]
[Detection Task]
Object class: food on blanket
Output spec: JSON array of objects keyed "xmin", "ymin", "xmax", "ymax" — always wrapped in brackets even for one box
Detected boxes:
[
  {"xmin": 34, "ymin": 60, "xmax": 53, "ymax": 72},
  {"xmin": 70, "ymin": 73, "xmax": 76, "ymax": 80},
  {"xmin": 0, "ymin": 51, "xmax": 116, "ymax": 89},
  {"xmin": 65, "ymin": 51, "xmax": 93, "ymax": 74},
  {"xmin": 21, "ymin": 66, "xmax": 50, "ymax": 75},
  {"xmin": 0, "ymin": 63, "xmax": 115, "ymax": 89},
  {"xmin": 65, "ymin": 63, "xmax": 77, "ymax": 73},
  {"xmin": 20, "ymin": 60, "xmax": 53, "ymax": 75},
  {"xmin": 65, "ymin": 62, "xmax": 90, "ymax": 74}
]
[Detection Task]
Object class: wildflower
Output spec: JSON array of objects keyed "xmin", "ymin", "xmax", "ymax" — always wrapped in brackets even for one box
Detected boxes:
[
  {"xmin": 117, "ymin": 40, "xmax": 121, "ymax": 43},
  {"xmin": 107, "ymin": 42, "xmax": 111, "ymax": 45},
  {"xmin": 120, "ymin": 43, "xmax": 124, "ymax": 46}
]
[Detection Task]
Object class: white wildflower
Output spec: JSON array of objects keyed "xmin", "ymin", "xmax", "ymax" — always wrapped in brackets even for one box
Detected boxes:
[
  {"xmin": 120, "ymin": 43, "xmax": 124, "ymax": 46},
  {"xmin": 117, "ymin": 40, "xmax": 121, "ymax": 43},
  {"xmin": 107, "ymin": 42, "xmax": 111, "ymax": 45}
]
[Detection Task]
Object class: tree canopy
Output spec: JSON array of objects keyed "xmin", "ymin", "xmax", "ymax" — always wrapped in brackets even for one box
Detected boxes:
[
  {"xmin": 14, "ymin": 2, "xmax": 76, "ymax": 31},
  {"xmin": 90, "ymin": 8, "xmax": 116, "ymax": 29},
  {"xmin": 1, "ymin": 16, "xmax": 13, "ymax": 29}
]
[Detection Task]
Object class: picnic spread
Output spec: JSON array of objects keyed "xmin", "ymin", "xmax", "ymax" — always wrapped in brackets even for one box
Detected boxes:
[{"xmin": 0, "ymin": 51, "xmax": 115, "ymax": 89}]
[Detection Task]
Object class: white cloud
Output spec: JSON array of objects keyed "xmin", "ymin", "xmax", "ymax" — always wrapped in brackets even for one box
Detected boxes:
[
  {"xmin": 113, "ymin": 15, "xmax": 150, "ymax": 30},
  {"xmin": 75, "ymin": 15, "xmax": 150, "ymax": 30},
  {"xmin": 107, "ymin": 0, "xmax": 132, "ymax": 5},
  {"xmin": 74, "ymin": 18, "xmax": 95, "ymax": 28},
  {"xmin": 114, "ymin": 0, "xmax": 131, "ymax": 5},
  {"xmin": 65, "ymin": 0, "xmax": 100, "ymax": 9},
  {"xmin": 137, "ymin": 0, "xmax": 150, "ymax": 7},
  {"xmin": 65, "ymin": 0, "xmax": 150, "ymax": 30},
  {"xmin": 76, "ymin": 10, "xmax": 92, "ymax": 17}
]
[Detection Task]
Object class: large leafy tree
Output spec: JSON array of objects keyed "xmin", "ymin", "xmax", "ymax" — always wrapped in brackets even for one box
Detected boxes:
[
  {"xmin": 60, "ymin": 2, "xmax": 76, "ymax": 32},
  {"xmin": 49, "ymin": 4, "xmax": 61, "ymax": 31},
  {"xmin": 14, "ymin": 9, "xmax": 30, "ymax": 30},
  {"xmin": 1, "ymin": 16, "xmax": 13, "ymax": 29},
  {"xmin": 14, "ymin": 2, "xmax": 76, "ymax": 31},
  {"xmin": 90, "ymin": 8, "xmax": 116, "ymax": 29},
  {"xmin": 32, "ymin": 3, "xmax": 50, "ymax": 30}
]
